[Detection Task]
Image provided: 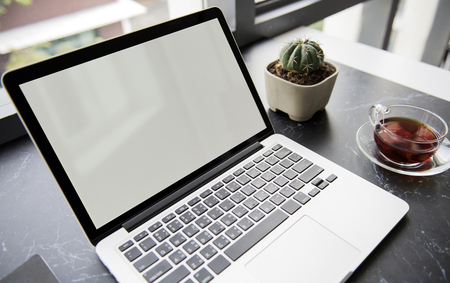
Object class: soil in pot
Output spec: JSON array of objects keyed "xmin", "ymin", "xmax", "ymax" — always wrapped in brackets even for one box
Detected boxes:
[{"xmin": 268, "ymin": 61, "xmax": 336, "ymax": 86}]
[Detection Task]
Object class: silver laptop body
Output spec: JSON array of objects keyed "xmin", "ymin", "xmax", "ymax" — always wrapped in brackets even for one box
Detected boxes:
[{"xmin": 2, "ymin": 8, "xmax": 408, "ymax": 283}]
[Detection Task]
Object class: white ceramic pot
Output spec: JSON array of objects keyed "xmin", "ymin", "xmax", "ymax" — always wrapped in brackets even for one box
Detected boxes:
[{"xmin": 264, "ymin": 60, "xmax": 339, "ymax": 122}]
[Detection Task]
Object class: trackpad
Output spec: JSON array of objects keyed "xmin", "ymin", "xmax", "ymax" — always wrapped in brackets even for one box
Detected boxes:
[{"xmin": 246, "ymin": 216, "xmax": 360, "ymax": 283}]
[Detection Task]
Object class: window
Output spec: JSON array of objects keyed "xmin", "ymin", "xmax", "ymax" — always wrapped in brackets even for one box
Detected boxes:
[{"xmin": 0, "ymin": 0, "xmax": 389, "ymax": 145}]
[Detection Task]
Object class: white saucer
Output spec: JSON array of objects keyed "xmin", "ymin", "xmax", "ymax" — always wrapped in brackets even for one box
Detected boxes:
[{"xmin": 356, "ymin": 122, "xmax": 450, "ymax": 176}]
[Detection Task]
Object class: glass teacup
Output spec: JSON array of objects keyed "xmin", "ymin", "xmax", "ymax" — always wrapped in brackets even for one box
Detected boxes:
[{"xmin": 369, "ymin": 104, "xmax": 448, "ymax": 166}]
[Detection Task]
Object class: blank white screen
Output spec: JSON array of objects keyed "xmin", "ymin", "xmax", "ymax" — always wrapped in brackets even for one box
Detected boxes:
[{"xmin": 20, "ymin": 19, "xmax": 266, "ymax": 228}]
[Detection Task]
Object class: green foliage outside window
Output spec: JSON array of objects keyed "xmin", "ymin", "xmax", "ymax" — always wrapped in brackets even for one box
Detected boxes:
[{"xmin": 0, "ymin": 0, "xmax": 33, "ymax": 29}]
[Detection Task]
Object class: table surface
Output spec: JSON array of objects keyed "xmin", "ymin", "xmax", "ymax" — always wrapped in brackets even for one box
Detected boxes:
[{"xmin": 1, "ymin": 34, "xmax": 450, "ymax": 283}]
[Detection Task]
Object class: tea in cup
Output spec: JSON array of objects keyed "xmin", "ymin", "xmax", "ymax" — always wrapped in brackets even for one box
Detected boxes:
[{"xmin": 369, "ymin": 104, "xmax": 448, "ymax": 165}]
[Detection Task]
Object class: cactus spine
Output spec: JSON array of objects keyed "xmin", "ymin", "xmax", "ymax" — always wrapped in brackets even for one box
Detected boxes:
[{"xmin": 279, "ymin": 38, "xmax": 324, "ymax": 74}]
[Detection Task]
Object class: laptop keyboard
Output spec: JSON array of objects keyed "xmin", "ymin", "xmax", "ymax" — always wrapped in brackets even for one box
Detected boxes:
[{"xmin": 118, "ymin": 144, "xmax": 337, "ymax": 283}]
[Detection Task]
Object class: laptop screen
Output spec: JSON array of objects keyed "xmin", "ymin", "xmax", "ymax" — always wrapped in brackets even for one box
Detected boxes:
[{"xmin": 16, "ymin": 18, "xmax": 267, "ymax": 229}]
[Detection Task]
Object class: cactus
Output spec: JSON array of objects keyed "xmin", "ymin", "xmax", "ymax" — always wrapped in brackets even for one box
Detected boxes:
[{"xmin": 279, "ymin": 38, "xmax": 324, "ymax": 74}]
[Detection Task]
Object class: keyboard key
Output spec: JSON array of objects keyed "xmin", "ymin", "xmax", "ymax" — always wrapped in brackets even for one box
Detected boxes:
[
  {"xmin": 272, "ymin": 144, "xmax": 283, "ymax": 151},
  {"xmin": 182, "ymin": 224, "xmax": 200, "ymax": 238},
  {"xmin": 196, "ymin": 231, "xmax": 213, "ymax": 245},
  {"xmin": 230, "ymin": 192, "xmax": 246, "ymax": 204},
  {"xmin": 225, "ymin": 181, "xmax": 241, "ymax": 192},
  {"xmin": 293, "ymin": 192, "xmax": 311, "ymax": 205},
  {"xmin": 139, "ymin": 237, "xmax": 157, "ymax": 252},
  {"xmin": 169, "ymin": 233, "xmax": 187, "ymax": 247},
  {"xmin": 162, "ymin": 213, "xmax": 176, "ymax": 223},
  {"xmin": 194, "ymin": 268, "xmax": 214, "ymax": 283},
  {"xmin": 156, "ymin": 242, "xmax": 173, "ymax": 257},
  {"xmin": 207, "ymin": 207, "xmax": 224, "ymax": 220},
  {"xmin": 200, "ymin": 189, "xmax": 213, "ymax": 198},
  {"xmin": 160, "ymin": 265, "xmax": 190, "ymax": 283},
  {"xmin": 264, "ymin": 183, "xmax": 279, "ymax": 194},
  {"xmin": 269, "ymin": 194, "xmax": 286, "ymax": 206},
  {"xmin": 187, "ymin": 254, "xmax": 204, "ymax": 270},
  {"xmin": 243, "ymin": 197, "xmax": 259, "ymax": 210},
  {"xmin": 231, "ymin": 205, "xmax": 248, "ymax": 218},
  {"xmin": 289, "ymin": 179, "xmax": 305, "ymax": 190},
  {"xmin": 192, "ymin": 203, "xmax": 208, "ymax": 216},
  {"xmin": 143, "ymin": 259, "xmax": 172, "ymax": 283},
  {"xmin": 208, "ymin": 254, "xmax": 231, "ymax": 275},
  {"xmin": 243, "ymin": 162, "xmax": 254, "ymax": 170},
  {"xmin": 211, "ymin": 182, "xmax": 223, "ymax": 191},
  {"xmin": 281, "ymin": 199, "xmax": 302, "ymax": 215},
  {"xmin": 292, "ymin": 159, "xmax": 313, "ymax": 174},
  {"xmin": 254, "ymin": 190, "xmax": 269, "ymax": 202},
  {"xmin": 279, "ymin": 158, "xmax": 294, "ymax": 169},
  {"xmin": 180, "ymin": 211, "xmax": 196, "ymax": 224},
  {"xmin": 299, "ymin": 165, "xmax": 324, "ymax": 183},
  {"xmin": 200, "ymin": 245, "xmax": 218, "ymax": 260},
  {"xmin": 215, "ymin": 188, "xmax": 230, "ymax": 200},
  {"xmin": 311, "ymin": 178, "xmax": 323, "ymax": 186},
  {"xmin": 225, "ymin": 226, "xmax": 242, "ymax": 240},
  {"xmin": 283, "ymin": 169, "xmax": 298, "ymax": 180},
  {"xmin": 279, "ymin": 186, "xmax": 295, "ymax": 198},
  {"xmin": 261, "ymin": 171, "xmax": 276, "ymax": 182},
  {"xmin": 326, "ymin": 174, "xmax": 338, "ymax": 183},
  {"xmin": 154, "ymin": 228, "xmax": 170, "ymax": 242},
  {"xmin": 167, "ymin": 219, "xmax": 183, "ymax": 233},
  {"xmin": 208, "ymin": 222, "xmax": 226, "ymax": 235},
  {"xmin": 237, "ymin": 217, "xmax": 254, "ymax": 231},
  {"xmin": 183, "ymin": 240, "xmax": 200, "ymax": 254},
  {"xmin": 270, "ymin": 165, "xmax": 285, "ymax": 175},
  {"xmin": 188, "ymin": 196, "xmax": 201, "ymax": 206},
  {"xmin": 253, "ymin": 155, "xmax": 264, "ymax": 163},
  {"xmin": 233, "ymin": 168, "xmax": 245, "ymax": 176},
  {"xmin": 224, "ymin": 209, "xmax": 288, "ymax": 261},
  {"xmin": 219, "ymin": 199, "xmax": 235, "ymax": 212},
  {"xmin": 148, "ymin": 222, "xmax": 162, "ymax": 232},
  {"xmin": 203, "ymin": 195, "xmax": 220, "ymax": 208},
  {"xmin": 256, "ymin": 162, "xmax": 270, "ymax": 172},
  {"xmin": 273, "ymin": 176, "xmax": 289, "ymax": 187},
  {"xmin": 125, "ymin": 247, "xmax": 142, "ymax": 262},
  {"xmin": 134, "ymin": 231, "xmax": 149, "ymax": 242},
  {"xmin": 241, "ymin": 185, "xmax": 256, "ymax": 196},
  {"xmin": 259, "ymin": 201, "xmax": 276, "ymax": 214},
  {"xmin": 318, "ymin": 182, "xmax": 329, "ymax": 190},
  {"xmin": 118, "ymin": 240, "xmax": 133, "ymax": 252},
  {"xmin": 246, "ymin": 168, "xmax": 261, "ymax": 179},
  {"xmin": 133, "ymin": 252, "xmax": 158, "ymax": 273},
  {"xmin": 251, "ymin": 178, "xmax": 266, "ymax": 189},
  {"xmin": 288, "ymin": 153, "xmax": 302, "ymax": 162},
  {"xmin": 265, "ymin": 156, "xmax": 279, "ymax": 166},
  {"xmin": 308, "ymin": 187, "xmax": 321, "ymax": 197},
  {"xmin": 236, "ymin": 174, "xmax": 251, "ymax": 185},
  {"xmin": 175, "ymin": 204, "xmax": 189, "ymax": 215},
  {"xmin": 263, "ymin": 150, "xmax": 273, "ymax": 157},
  {"xmin": 222, "ymin": 175, "xmax": 234, "ymax": 184},
  {"xmin": 248, "ymin": 209, "xmax": 265, "ymax": 222},
  {"xmin": 169, "ymin": 249, "xmax": 187, "ymax": 265},
  {"xmin": 195, "ymin": 215, "xmax": 212, "ymax": 229},
  {"xmin": 220, "ymin": 213, "xmax": 237, "ymax": 226},
  {"xmin": 213, "ymin": 235, "xmax": 230, "ymax": 250},
  {"xmin": 274, "ymin": 147, "xmax": 292, "ymax": 159}
]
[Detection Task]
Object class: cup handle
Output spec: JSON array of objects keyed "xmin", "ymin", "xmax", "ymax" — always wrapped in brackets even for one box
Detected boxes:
[{"xmin": 369, "ymin": 104, "xmax": 389, "ymax": 126}]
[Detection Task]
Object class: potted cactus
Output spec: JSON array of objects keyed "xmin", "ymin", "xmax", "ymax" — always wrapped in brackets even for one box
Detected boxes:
[{"xmin": 265, "ymin": 38, "xmax": 339, "ymax": 122}]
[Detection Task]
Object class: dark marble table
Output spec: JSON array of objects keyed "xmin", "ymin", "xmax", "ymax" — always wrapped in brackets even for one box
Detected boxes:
[{"xmin": 1, "ymin": 40, "xmax": 449, "ymax": 282}]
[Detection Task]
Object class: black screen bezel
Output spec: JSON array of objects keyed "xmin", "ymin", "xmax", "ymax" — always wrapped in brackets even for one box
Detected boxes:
[{"xmin": 2, "ymin": 7, "xmax": 274, "ymax": 245}]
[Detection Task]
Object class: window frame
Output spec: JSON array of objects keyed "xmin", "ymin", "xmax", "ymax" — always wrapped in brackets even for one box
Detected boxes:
[{"xmin": 233, "ymin": 0, "xmax": 367, "ymax": 47}]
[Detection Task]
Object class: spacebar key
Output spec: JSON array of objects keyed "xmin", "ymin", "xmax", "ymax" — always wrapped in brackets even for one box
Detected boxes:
[{"xmin": 224, "ymin": 209, "xmax": 288, "ymax": 261}]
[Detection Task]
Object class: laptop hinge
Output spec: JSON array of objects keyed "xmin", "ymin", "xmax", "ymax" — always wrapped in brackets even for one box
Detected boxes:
[{"xmin": 122, "ymin": 141, "xmax": 264, "ymax": 232}]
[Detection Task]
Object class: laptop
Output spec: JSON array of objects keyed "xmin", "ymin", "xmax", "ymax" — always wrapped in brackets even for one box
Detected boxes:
[{"xmin": 2, "ymin": 7, "xmax": 409, "ymax": 283}]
